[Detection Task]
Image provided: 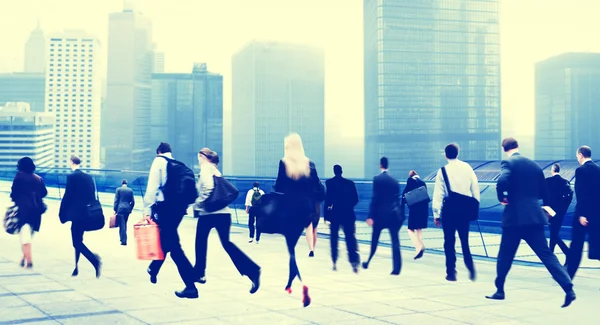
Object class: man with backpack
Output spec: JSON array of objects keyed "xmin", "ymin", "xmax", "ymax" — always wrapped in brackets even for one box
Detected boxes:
[
  {"xmin": 245, "ymin": 182, "xmax": 264, "ymax": 243},
  {"xmin": 545, "ymin": 163, "xmax": 572, "ymax": 257},
  {"xmin": 143, "ymin": 142, "xmax": 199, "ymax": 299}
]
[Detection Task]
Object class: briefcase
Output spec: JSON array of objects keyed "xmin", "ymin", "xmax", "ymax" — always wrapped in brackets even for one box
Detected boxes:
[
  {"xmin": 404, "ymin": 186, "xmax": 430, "ymax": 207},
  {"xmin": 134, "ymin": 219, "xmax": 164, "ymax": 260},
  {"xmin": 109, "ymin": 214, "xmax": 118, "ymax": 228}
]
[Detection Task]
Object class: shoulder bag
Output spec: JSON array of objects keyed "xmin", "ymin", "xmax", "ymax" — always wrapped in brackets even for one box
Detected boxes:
[
  {"xmin": 440, "ymin": 167, "xmax": 479, "ymax": 221},
  {"xmin": 84, "ymin": 177, "xmax": 105, "ymax": 231}
]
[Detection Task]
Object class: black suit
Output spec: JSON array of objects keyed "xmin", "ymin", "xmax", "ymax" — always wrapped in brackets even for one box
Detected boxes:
[
  {"xmin": 568, "ymin": 160, "xmax": 600, "ymax": 278},
  {"xmin": 114, "ymin": 186, "xmax": 135, "ymax": 245},
  {"xmin": 325, "ymin": 175, "xmax": 360, "ymax": 267},
  {"xmin": 494, "ymin": 153, "xmax": 573, "ymax": 294},
  {"xmin": 545, "ymin": 174, "xmax": 571, "ymax": 255},
  {"xmin": 59, "ymin": 169, "xmax": 100, "ymax": 271},
  {"xmin": 364, "ymin": 171, "xmax": 403, "ymax": 274}
]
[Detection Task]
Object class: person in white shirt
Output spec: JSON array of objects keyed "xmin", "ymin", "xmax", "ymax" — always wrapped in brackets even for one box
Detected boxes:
[
  {"xmin": 432, "ymin": 143, "xmax": 480, "ymax": 282},
  {"xmin": 245, "ymin": 182, "xmax": 264, "ymax": 243},
  {"xmin": 193, "ymin": 148, "xmax": 261, "ymax": 294},
  {"xmin": 143, "ymin": 142, "xmax": 198, "ymax": 299}
]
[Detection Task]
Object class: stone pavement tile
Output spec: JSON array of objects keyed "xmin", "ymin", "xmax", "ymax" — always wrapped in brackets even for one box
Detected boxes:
[
  {"xmin": 427, "ymin": 294, "xmax": 491, "ymax": 308},
  {"xmin": 35, "ymin": 300, "xmax": 114, "ymax": 317},
  {"xmin": 469, "ymin": 304, "xmax": 545, "ymax": 319},
  {"xmin": 378, "ymin": 312, "xmax": 469, "ymax": 325},
  {"xmin": 125, "ymin": 306, "xmax": 213, "ymax": 323},
  {"xmin": 430, "ymin": 308, "xmax": 511, "ymax": 324},
  {"xmin": 314, "ymin": 293, "xmax": 374, "ymax": 306},
  {"xmin": 57, "ymin": 312, "xmax": 146, "ymax": 325},
  {"xmin": 383, "ymin": 297, "xmax": 458, "ymax": 313},
  {"xmin": 281, "ymin": 306, "xmax": 361, "ymax": 323},
  {"xmin": 243, "ymin": 295, "xmax": 315, "ymax": 311},
  {"xmin": 334, "ymin": 303, "xmax": 415, "ymax": 318},
  {"xmin": 2, "ymin": 281, "xmax": 70, "ymax": 294},
  {"xmin": 0, "ymin": 305, "xmax": 48, "ymax": 323},
  {"xmin": 0, "ymin": 273, "xmax": 51, "ymax": 285},
  {"xmin": 163, "ymin": 319, "xmax": 237, "ymax": 325},
  {"xmin": 324, "ymin": 317, "xmax": 398, "ymax": 325},
  {"xmin": 218, "ymin": 311, "xmax": 314, "ymax": 325},
  {"xmin": 19, "ymin": 290, "xmax": 92, "ymax": 305},
  {"xmin": 0, "ymin": 295, "xmax": 28, "ymax": 308},
  {"xmin": 104, "ymin": 295, "xmax": 180, "ymax": 311}
]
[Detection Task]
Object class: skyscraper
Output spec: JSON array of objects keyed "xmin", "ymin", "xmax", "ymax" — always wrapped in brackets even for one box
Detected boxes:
[
  {"xmin": 0, "ymin": 73, "xmax": 45, "ymax": 113},
  {"xmin": 232, "ymin": 41, "xmax": 325, "ymax": 177},
  {"xmin": 45, "ymin": 30, "xmax": 102, "ymax": 168},
  {"xmin": 102, "ymin": 5, "xmax": 153, "ymax": 171},
  {"xmin": 153, "ymin": 50, "xmax": 164, "ymax": 73},
  {"xmin": 363, "ymin": 0, "xmax": 501, "ymax": 177},
  {"xmin": 535, "ymin": 53, "xmax": 600, "ymax": 160},
  {"xmin": 24, "ymin": 22, "xmax": 46, "ymax": 73},
  {"xmin": 151, "ymin": 63, "xmax": 223, "ymax": 169}
]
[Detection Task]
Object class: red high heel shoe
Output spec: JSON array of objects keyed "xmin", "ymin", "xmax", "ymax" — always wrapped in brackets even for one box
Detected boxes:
[
  {"xmin": 302, "ymin": 285, "xmax": 311, "ymax": 307},
  {"xmin": 285, "ymin": 287, "xmax": 292, "ymax": 294}
]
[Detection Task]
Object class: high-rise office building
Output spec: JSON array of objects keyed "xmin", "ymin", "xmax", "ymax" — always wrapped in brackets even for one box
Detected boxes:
[
  {"xmin": 232, "ymin": 41, "xmax": 325, "ymax": 177},
  {"xmin": 102, "ymin": 5, "xmax": 153, "ymax": 171},
  {"xmin": 0, "ymin": 102, "xmax": 54, "ymax": 168},
  {"xmin": 24, "ymin": 22, "xmax": 46, "ymax": 74},
  {"xmin": 363, "ymin": 0, "xmax": 501, "ymax": 177},
  {"xmin": 0, "ymin": 73, "xmax": 45, "ymax": 113},
  {"xmin": 153, "ymin": 50, "xmax": 164, "ymax": 73},
  {"xmin": 535, "ymin": 53, "xmax": 600, "ymax": 160},
  {"xmin": 151, "ymin": 63, "xmax": 223, "ymax": 170},
  {"xmin": 45, "ymin": 30, "xmax": 102, "ymax": 169}
]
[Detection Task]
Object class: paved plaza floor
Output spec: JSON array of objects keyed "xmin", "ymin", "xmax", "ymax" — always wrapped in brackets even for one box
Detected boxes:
[{"xmin": 1, "ymin": 197, "xmax": 600, "ymax": 324}]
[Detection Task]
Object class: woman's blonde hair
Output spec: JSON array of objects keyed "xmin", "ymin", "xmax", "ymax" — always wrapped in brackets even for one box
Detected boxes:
[{"xmin": 282, "ymin": 133, "xmax": 310, "ymax": 180}]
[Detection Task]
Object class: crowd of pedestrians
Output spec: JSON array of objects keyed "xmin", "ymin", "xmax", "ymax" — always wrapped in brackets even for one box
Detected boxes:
[{"xmin": 5, "ymin": 134, "xmax": 600, "ymax": 309}]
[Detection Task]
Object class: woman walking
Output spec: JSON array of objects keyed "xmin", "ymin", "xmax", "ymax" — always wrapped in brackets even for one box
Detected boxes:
[
  {"xmin": 306, "ymin": 202, "xmax": 321, "ymax": 257},
  {"xmin": 10, "ymin": 157, "xmax": 48, "ymax": 268},
  {"xmin": 402, "ymin": 170, "xmax": 429, "ymax": 260},
  {"xmin": 193, "ymin": 148, "xmax": 261, "ymax": 294},
  {"xmin": 274, "ymin": 133, "xmax": 321, "ymax": 307}
]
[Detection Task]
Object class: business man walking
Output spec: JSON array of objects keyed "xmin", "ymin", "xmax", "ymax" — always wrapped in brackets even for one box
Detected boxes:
[
  {"xmin": 114, "ymin": 179, "xmax": 135, "ymax": 246},
  {"xmin": 486, "ymin": 138, "xmax": 575, "ymax": 308}
]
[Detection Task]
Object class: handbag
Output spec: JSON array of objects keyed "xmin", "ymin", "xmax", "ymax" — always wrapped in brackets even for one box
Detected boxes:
[
  {"xmin": 84, "ymin": 178, "xmax": 105, "ymax": 231},
  {"xmin": 255, "ymin": 192, "xmax": 285, "ymax": 234},
  {"xmin": 134, "ymin": 219, "xmax": 164, "ymax": 260},
  {"xmin": 440, "ymin": 167, "xmax": 479, "ymax": 221},
  {"xmin": 404, "ymin": 185, "xmax": 430, "ymax": 207},
  {"xmin": 203, "ymin": 175, "xmax": 239, "ymax": 212},
  {"xmin": 109, "ymin": 214, "xmax": 118, "ymax": 228},
  {"xmin": 4, "ymin": 205, "xmax": 19, "ymax": 235}
]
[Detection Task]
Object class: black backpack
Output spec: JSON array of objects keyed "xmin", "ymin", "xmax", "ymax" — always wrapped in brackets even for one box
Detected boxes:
[{"xmin": 159, "ymin": 156, "xmax": 198, "ymax": 207}]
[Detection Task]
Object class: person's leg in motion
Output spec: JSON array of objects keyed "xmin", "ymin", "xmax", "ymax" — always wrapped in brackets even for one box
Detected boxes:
[
  {"xmin": 442, "ymin": 219, "xmax": 458, "ymax": 281},
  {"xmin": 523, "ymin": 225, "xmax": 576, "ymax": 307},
  {"xmin": 363, "ymin": 225, "xmax": 382, "ymax": 269},
  {"xmin": 457, "ymin": 220, "xmax": 476, "ymax": 281},
  {"xmin": 342, "ymin": 221, "xmax": 360, "ymax": 272},
  {"xmin": 248, "ymin": 208, "xmax": 255, "ymax": 243},
  {"xmin": 407, "ymin": 228, "xmax": 419, "ymax": 254},
  {"xmin": 193, "ymin": 215, "xmax": 213, "ymax": 284},
  {"xmin": 330, "ymin": 221, "xmax": 340, "ymax": 270},
  {"xmin": 306, "ymin": 223, "xmax": 315, "ymax": 257},
  {"xmin": 163, "ymin": 221, "xmax": 198, "ymax": 299},
  {"xmin": 70, "ymin": 224, "xmax": 101, "ymax": 278},
  {"xmin": 214, "ymin": 214, "xmax": 261, "ymax": 293},
  {"xmin": 285, "ymin": 226, "xmax": 310, "ymax": 307},
  {"xmin": 389, "ymin": 226, "xmax": 402, "ymax": 275},
  {"xmin": 567, "ymin": 221, "xmax": 586, "ymax": 279},
  {"xmin": 118, "ymin": 213, "xmax": 128, "ymax": 245},
  {"xmin": 486, "ymin": 227, "xmax": 521, "ymax": 300}
]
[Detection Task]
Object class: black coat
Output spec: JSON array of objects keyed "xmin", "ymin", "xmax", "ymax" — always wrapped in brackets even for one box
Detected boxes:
[
  {"xmin": 10, "ymin": 171, "xmax": 48, "ymax": 232},
  {"xmin": 273, "ymin": 160, "xmax": 321, "ymax": 228},
  {"xmin": 59, "ymin": 169, "xmax": 96, "ymax": 224},
  {"xmin": 574, "ymin": 161, "xmax": 600, "ymax": 260},
  {"xmin": 369, "ymin": 171, "xmax": 403, "ymax": 228},
  {"xmin": 545, "ymin": 174, "xmax": 571, "ymax": 216},
  {"xmin": 496, "ymin": 153, "xmax": 549, "ymax": 228},
  {"xmin": 402, "ymin": 176, "xmax": 429, "ymax": 229},
  {"xmin": 324, "ymin": 176, "xmax": 358, "ymax": 223},
  {"xmin": 114, "ymin": 186, "xmax": 135, "ymax": 215}
]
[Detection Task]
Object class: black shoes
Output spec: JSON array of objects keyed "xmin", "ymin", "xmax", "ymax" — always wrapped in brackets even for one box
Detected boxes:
[
  {"xmin": 390, "ymin": 270, "xmax": 400, "ymax": 276},
  {"xmin": 445, "ymin": 273, "xmax": 457, "ymax": 282},
  {"xmin": 71, "ymin": 268, "xmax": 79, "ymax": 277},
  {"xmin": 94, "ymin": 254, "xmax": 102, "ymax": 279},
  {"xmin": 147, "ymin": 268, "xmax": 157, "ymax": 284},
  {"xmin": 196, "ymin": 276, "xmax": 207, "ymax": 284},
  {"xmin": 562, "ymin": 291, "xmax": 576, "ymax": 308},
  {"xmin": 352, "ymin": 263, "xmax": 359, "ymax": 274},
  {"xmin": 362, "ymin": 262, "xmax": 369, "ymax": 270},
  {"xmin": 249, "ymin": 269, "xmax": 261, "ymax": 294},
  {"xmin": 332, "ymin": 264, "xmax": 337, "ymax": 271},
  {"xmin": 175, "ymin": 287, "xmax": 199, "ymax": 299},
  {"xmin": 414, "ymin": 248, "xmax": 425, "ymax": 260},
  {"xmin": 308, "ymin": 251, "xmax": 314, "ymax": 258},
  {"xmin": 468, "ymin": 268, "xmax": 477, "ymax": 282},
  {"xmin": 485, "ymin": 291, "xmax": 505, "ymax": 300}
]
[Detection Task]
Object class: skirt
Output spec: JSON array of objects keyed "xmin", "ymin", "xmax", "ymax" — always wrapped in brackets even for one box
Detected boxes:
[{"xmin": 19, "ymin": 223, "xmax": 35, "ymax": 245}]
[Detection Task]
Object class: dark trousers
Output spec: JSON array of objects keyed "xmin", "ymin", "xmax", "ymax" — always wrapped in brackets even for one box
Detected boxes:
[
  {"xmin": 567, "ymin": 221, "xmax": 589, "ymax": 279},
  {"xmin": 147, "ymin": 207, "xmax": 195, "ymax": 288},
  {"xmin": 549, "ymin": 213, "xmax": 569, "ymax": 255},
  {"xmin": 118, "ymin": 213, "xmax": 130, "ymax": 245},
  {"xmin": 194, "ymin": 213, "xmax": 260, "ymax": 279},
  {"xmin": 495, "ymin": 225, "xmax": 573, "ymax": 293},
  {"xmin": 365, "ymin": 223, "xmax": 402, "ymax": 273},
  {"xmin": 442, "ymin": 217, "xmax": 474, "ymax": 276},
  {"xmin": 71, "ymin": 224, "xmax": 99, "ymax": 269},
  {"xmin": 248, "ymin": 207, "xmax": 261, "ymax": 241},
  {"xmin": 330, "ymin": 220, "xmax": 359, "ymax": 266},
  {"xmin": 285, "ymin": 226, "xmax": 305, "ymax": 289}
]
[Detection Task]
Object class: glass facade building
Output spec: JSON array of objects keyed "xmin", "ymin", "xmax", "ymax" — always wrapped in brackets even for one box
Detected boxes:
[
  {"xmin": 0, "ymin": 73, "xmax": 45, "ymax": 113},
  {"xmin": 535, "ymin": 53, "xmax": 600, "ymax": 160},
  {"xmin": 363, "ymin": 0, "xmax": 501, "ymax": 178},
  {"xmin": 151, "ymin": 63, "xmax": 223, "ymax": 170},
  {"xmin": 231, "ymin": 41, "xmax": 325, "ymax": 177}
]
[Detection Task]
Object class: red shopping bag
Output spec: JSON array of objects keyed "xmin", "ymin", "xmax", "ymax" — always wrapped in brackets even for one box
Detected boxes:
[
  {"xmin": 109, "ymin": 214, "xmax": 118, "ymax": 228},
  {"xmin": 134, "ymin": 219, "xmax": 164, "ymax": 260}
]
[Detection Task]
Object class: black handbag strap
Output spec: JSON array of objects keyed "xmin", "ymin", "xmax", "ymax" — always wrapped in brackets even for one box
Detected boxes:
[{"xmin": 441, "ymin": 167, "xmax": 453, "ymax": 194}]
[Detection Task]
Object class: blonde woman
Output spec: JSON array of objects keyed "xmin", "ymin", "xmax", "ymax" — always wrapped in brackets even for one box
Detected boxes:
[{"xmin": 274, "ymin": 133, "xmax": 321, "ymax": 307}]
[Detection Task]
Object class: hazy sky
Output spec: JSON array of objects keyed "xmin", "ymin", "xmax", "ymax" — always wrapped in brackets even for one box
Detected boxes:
[{"xmin": 1, "ymin": 0, "xmax": 599, "ymax": 172}]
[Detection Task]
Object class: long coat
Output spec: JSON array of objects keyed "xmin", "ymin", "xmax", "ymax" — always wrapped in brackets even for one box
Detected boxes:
[{"xmin": 10, "ymin": 171, "xmax": 48, "ymax": 232}]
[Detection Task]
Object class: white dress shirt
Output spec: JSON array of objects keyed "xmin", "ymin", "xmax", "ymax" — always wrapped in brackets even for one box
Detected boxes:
[
  {"xmin": 245, "ymin": 187, "xmax": 265, "ymax": 207},
  {"xmin": 195, "ymin": 162, "xmax": 229, "ymax": 216},
  {"xmin": 143, "ymin": 153, "xmax": 172, "ymax": 216},
  {"xmin": 432, "ymin": 159, "xmax": 481, "ymax": 219}
]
